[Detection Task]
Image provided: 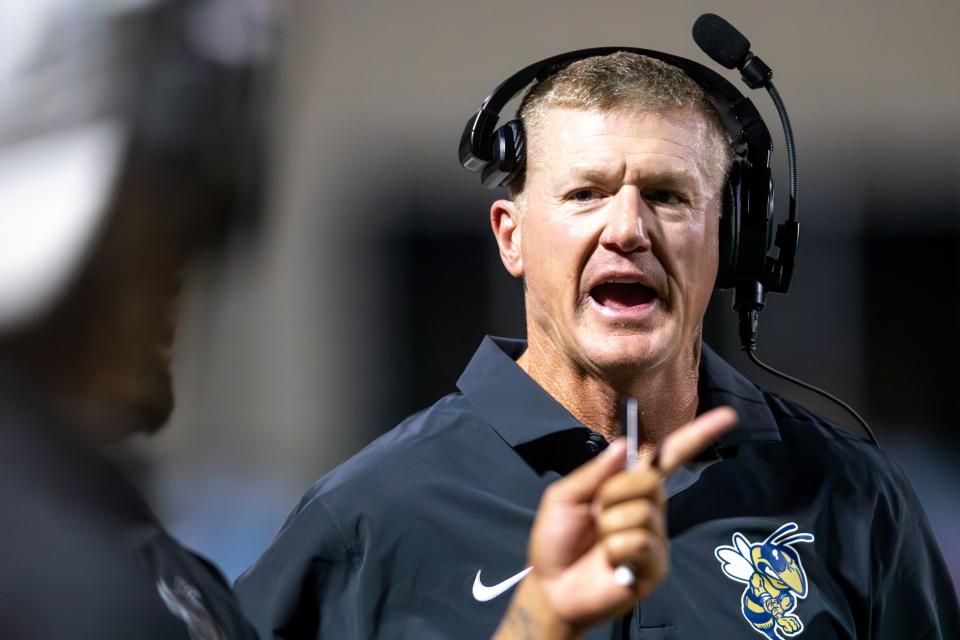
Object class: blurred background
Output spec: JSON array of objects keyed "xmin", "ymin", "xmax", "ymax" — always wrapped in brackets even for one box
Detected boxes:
[{"xmin": 115, "ymin": 0, "xmax": 958, "ymax": 588}]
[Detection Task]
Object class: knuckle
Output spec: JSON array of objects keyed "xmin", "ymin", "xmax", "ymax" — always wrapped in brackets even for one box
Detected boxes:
[
  {"xmin": 597, "ymin": 474, "xmax": 630, "ymax": 505},
  {"xmin": 633, "ymin": 468, "xmax": 659, "ymax": 491},
  {"xmin": 596, "ymin": 510, "xmax": 618, "ymax": 534},
  {"xmin": 606, "ymin": 531, "xmax": 641, "ymax": 559},
  {"xmin": 604, "ymin": 501, "xmax": 652, "ymax": 532},
  {"xmin": 628, "ymin": 529, "xmax": 653, "ymax": 556},
  {"xmin": 630, "ymin": 499, "xmax": 653, "ymax": 523},
  {"xmin": 542, "ymin": 484, "xmax": 560, "ymax": 502},
  {"xmin": 595, "ymin": 481, "xmax": 616, "ymax": 506},
  {"xmin": 601, "ymin": 471, "xmax": 663, "ymax": 507}
]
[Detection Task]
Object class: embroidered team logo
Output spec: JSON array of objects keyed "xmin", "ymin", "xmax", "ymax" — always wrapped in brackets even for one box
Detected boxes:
[{"xmin": 715, "ymin": 523, "xmax": 815, "ymax": 639}]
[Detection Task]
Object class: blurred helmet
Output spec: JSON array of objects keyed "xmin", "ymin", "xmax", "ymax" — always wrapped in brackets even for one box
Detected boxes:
[{"xmin": 0, "ymin": 0, "xmax": 275, "ymax": 331}]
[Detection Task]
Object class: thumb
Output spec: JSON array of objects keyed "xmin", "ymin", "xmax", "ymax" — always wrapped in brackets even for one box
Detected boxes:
[{"xmin": 544, "ymin": 438, "xmax": 627, "ymax": 504}]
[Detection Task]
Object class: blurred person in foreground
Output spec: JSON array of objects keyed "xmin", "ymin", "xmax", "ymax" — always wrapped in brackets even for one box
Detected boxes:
[
  {"xmin": 236, "ymin": 52, "xmax": 959, "ymax": 639},
  {"xmin": 0, "ymin": 0, "xmax": 274, "ymax": 637}
]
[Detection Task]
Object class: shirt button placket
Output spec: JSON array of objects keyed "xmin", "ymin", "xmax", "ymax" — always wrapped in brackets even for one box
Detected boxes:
[{"xmin": 584, "ymin": 432, "xmax": 608, "ymax": 456}]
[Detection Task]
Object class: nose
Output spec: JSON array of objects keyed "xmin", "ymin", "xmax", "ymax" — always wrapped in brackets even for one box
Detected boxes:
[{"xmin": 598, "ymin": 187, "xmax": 652, "ymax": 254}]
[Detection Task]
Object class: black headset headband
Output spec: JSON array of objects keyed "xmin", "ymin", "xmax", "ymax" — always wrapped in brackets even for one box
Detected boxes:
[{"xmin": 458, "ymin": 46, "xmax": 772, "ymax": 178}]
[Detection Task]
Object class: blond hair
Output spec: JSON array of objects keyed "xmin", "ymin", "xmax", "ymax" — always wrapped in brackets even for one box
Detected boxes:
[{"xmin": 509, "ymin": 52, "xmax": 732, "ymax": 197}]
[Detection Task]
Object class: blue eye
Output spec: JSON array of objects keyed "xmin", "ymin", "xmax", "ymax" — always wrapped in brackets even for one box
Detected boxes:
[
  {"xmin": 646, "ymin": 189, "xmax": 682, "ymax": 205},
  {"xmin": 572, "ymin": 189, "xmax": 600, "ymax": 202}
]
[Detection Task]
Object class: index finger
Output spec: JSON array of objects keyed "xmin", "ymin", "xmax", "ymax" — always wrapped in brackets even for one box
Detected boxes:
[
  {"xmin": 655, "ymin": 406, "xmax": 737, "ymax": 475},
  {"xmin": 544, "ymin": 438, "xmax": 628, "ymax": 504}
]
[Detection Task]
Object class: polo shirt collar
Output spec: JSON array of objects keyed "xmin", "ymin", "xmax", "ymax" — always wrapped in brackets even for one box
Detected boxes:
[
  {"xmin": 698, "ymin": 343, "xmax": 782, "ymax": 447},
  {"xmin": 456, "ymin": 336, "xmax": 781, "ymax": 448},
  {"xmin": 457, "ymin": 337, "xmax": 584, "ymax": 447}
]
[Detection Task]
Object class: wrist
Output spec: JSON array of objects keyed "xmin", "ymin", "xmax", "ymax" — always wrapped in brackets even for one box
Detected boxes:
[{"xmin": 492, "ymin": 574, "xmax": 584, "ymax": 640}]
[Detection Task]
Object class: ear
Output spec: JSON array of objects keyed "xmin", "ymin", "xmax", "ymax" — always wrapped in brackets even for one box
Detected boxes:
[{"xmin": 490, "ymin": 198, "xmax": 524, "ymax": 278}]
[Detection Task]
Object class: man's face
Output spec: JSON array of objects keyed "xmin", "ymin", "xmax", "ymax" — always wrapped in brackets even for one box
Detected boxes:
[
  {"xmin": 51, "ymin": 176, "xmax": 224, "ymax": 437},
  {"xmin": 500, "ymin": 107, "xmax": 723, "ymax": 376},
  {"xmin": 65, "ymin": 195, "xmax": 191, "ymax": 436}
]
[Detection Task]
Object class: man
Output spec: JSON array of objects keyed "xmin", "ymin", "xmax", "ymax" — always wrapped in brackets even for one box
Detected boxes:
[
  {"xmin": 236, "ymin": 53, "xmax": 959, "ymax": 639},
  {"xmin": 0, "ymin": 0, "xmax": 273, "ymax": 636}
]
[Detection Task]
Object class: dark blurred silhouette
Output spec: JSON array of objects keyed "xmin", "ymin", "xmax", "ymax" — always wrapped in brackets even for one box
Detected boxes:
[{"xmin": 0, "ymin": 0, "xmax": 275, "ymax": 636}]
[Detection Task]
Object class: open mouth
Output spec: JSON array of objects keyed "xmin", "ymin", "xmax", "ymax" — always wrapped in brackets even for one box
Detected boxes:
[{"xmin": 589, "ymin": 281, "xmax": 658, "ymax": 310}]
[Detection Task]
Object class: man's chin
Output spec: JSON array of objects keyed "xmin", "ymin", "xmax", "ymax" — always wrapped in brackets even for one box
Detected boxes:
[
  {"xmin": 134, "ymin": 396, "xmax": 174, "ymax": 435},
  {"xmin": 102, "ymin": 366, "xmax": 175, "ymax": 439},
  {"xmin": 65, "ymin": 364, "xmax": 174, "ymax": 442},
  {"xmin": 132, "ymin": 369, "xmax": 175, "ymax": 435},
  {"xmin": 577, "ymin": 331, "xmax": 673, "ymax": 373},
  {"xmin": 70, "ymin": 391, "xmax": 172, "ymax": 443}
]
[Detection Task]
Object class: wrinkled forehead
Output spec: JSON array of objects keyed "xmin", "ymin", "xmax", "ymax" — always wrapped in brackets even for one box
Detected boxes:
[{"xmin": 525, "ymin": 106, "xmax": 727, "ymax": 190}]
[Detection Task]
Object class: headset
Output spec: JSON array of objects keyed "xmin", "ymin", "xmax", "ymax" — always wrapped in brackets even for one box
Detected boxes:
[
  {"xmin": 457, "ymin": 16, "xmax": 878, "ymax": 445},
  {"xmin": 459, "ymin": 46, "xmax": 794, "ymax": 300}
]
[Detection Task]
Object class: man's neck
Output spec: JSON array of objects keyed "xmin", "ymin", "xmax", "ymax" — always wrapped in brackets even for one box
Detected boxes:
[{"xmin": 517, "ymin": 335, "xmax": 701, "ymax": 450}]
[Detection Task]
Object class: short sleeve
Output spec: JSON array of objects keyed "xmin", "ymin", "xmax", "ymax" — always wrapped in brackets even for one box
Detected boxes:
[{"xmin": 235, "ymin": 494, "xmax": 360, "ymax": 640}]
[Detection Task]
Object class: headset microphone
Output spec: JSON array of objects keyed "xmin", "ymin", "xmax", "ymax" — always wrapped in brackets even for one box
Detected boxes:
[
  {"xmin": 693, "ymin": 13, "xmax": 770, "ymax": 88},
  {"xmin": 693, "ymin": 14, "xmax": 877, "ymax": 445},
  {"xmin": 692, "ymin": 13, "xmax": 796, "ymax": 349}
]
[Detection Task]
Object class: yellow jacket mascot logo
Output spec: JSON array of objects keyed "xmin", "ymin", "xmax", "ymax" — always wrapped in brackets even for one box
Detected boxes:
[{"xmin": 715, "ymin": 522, "xmax": 815, "ymax": 639}]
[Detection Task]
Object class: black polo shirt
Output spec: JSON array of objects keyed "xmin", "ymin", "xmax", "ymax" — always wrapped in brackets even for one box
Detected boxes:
[{"xmin": 236, "ymin": 336, "xmax": 959, "ymax": 639}]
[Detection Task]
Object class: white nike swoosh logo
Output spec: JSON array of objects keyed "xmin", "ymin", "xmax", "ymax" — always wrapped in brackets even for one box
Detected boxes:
[{"xmin": 471, "ymin": 567, "xmax": 533, "ymax": 602}]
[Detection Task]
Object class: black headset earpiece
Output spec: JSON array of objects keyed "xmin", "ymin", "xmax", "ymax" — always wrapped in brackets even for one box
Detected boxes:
[
  {"xmin": 716, "ymin": 162, "xmax": 743, "ymax": 289},
  {"xmin": 481, "ymin": 119, "xmax": 525, "ymax": 188}
]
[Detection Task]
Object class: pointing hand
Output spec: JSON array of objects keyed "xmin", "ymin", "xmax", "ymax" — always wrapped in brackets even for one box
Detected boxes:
[{"xmin": 492, "ymin": 407, "xmax": 738, "ymax": 639}]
